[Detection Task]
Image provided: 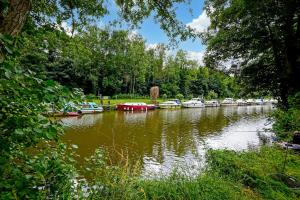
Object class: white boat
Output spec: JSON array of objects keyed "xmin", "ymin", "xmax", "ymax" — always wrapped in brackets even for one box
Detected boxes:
[
  {"xmin": 221, "ymin": 98, "xmax": 237, "ymax": 106},
  {"xmin": 269, "ymin": 98, "xmax": 278, "ymax": 104},
  {"xmin": 159, "ymin": 99, "xmax": 181, "ymax": 109},
  {"xmin": 255, "ymin": 99, "xmax": 264, "ymax": 105},
  {"xmin": 204, "ymin": 99, "xmax": 220, "ymax": 107},
  {"xmin": 236, "ymin": 99, "xmax": 247, "ymax": 106},
  {"xmin": 182, "ymin": 98, "xmax": 205, "ymax": 108},
  {"xmin": 246, "ymin": 99, "xmax": 255, "ymax": 105},
  {"xmin": 80, "ymin": 102, "xmax": 103, "ymax": 114}
]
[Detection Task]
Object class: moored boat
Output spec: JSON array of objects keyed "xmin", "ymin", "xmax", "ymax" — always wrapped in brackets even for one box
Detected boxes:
[
  {"xmin": 236, "ymin": 99, "xmax": 247, "ymax": 106},
  {"xmin": 221, "ymin": 98, "xmax": 237, "ymax": 106},
  {"xmin": 246, "ymin": 99, "xmax": 255, "ymax": 105},
  {"xmin": 269, "ymin": 98, "xmax": 278, "ymax": 104},
  {"xmin": 255, "ymin": 99, "xmax": 264, "ymax": 105},
  {"xmin": 116, "ymin": 102, "xmax": 155, "ymax": 111},
  {"xmin": 159, "ymin": 99, "xmax": 181, "ymax": 109},
  {"xmin": 204, "ymin": 99, "xmax": 220, "ymax": 107},
  {"xmin": 80, "ymin": 102, "xmax": 103, "ymax": 113},
  {"xmin": 182, "ymin": 98, "xmax": 205, "ymax": 108}
]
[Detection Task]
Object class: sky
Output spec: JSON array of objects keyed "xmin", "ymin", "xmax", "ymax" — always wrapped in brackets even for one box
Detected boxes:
[{"xmin": 101, "ymin": 0, "xmax": 210, "ymax": 65}]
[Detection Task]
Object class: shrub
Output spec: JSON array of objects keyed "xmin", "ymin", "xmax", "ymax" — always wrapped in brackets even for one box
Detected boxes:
[
  {"xmin": 175, "ymin": 93, "xmax": 184, "ymax": 100},
  {"xmin": 272, "ymin": 92, "xmax": 300, "ymax": 140},
  {"xmin": 186, "ymin": 94, "xmax": 193, "ymax": 100}
]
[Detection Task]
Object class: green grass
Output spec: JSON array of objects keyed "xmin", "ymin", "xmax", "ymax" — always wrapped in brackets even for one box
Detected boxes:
[
  {"xmin": 83, "ymin": 146, "xmax": 300, "ymax": 200},
  {"xmin": 93, "ymin": 98, "xmax": 171, "ymax": 106}
]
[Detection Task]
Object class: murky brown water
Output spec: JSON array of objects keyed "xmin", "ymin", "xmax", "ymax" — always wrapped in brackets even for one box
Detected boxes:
[{"xmin": 61, "ymin": 105, "xmax": 274, "ymax": 176}]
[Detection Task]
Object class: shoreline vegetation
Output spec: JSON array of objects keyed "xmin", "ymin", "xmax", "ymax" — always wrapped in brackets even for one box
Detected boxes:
[{"xmin": 82, "ymin": 146, "xmax": 300, "ymax": 200}]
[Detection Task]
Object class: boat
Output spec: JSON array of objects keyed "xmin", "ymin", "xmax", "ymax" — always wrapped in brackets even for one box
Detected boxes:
[
  {"xmin": 246, "ymin": 99, "xmax": 255, "ymax": 105},
  {"xmin": 236, "ymin": 99, "xmax": 247, "ymax": 106},
  {"xmin": 182, "ymin": 98, "xmax": 205, "ymax": 108},
  {"xmin": 255, "ymin": 99, "xmax": 264, "ymax": 105},
  {"xmin": 159, "ymin": 99, "xmax": 181, "ymax": 109},
  {"xmin": 270, "ymin": 98, "xmax": 278, "ymax": 104},
  {"xmin": 116, "ymin": 102, "xmax": 155, "ymax": 111},
  {"xmin": 221, "ymin": 98, "xmax": 237, "ymax": 106},
  {"xmin": 80, "ymin": 102, "xmax": 103, "ymax": 113},
  {"xmin": 204, "ymin": 99, "xmax": 220, "ymax": 107}
]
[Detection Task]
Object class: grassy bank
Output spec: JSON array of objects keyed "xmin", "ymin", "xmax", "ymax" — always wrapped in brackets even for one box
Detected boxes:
[
  {"xmin": 93, "ymin": 98, "xmax": 166, "ymax": 106},
  {"xmin": 82, "ymin": 146, "xmax": 300, "ymax": 200}
]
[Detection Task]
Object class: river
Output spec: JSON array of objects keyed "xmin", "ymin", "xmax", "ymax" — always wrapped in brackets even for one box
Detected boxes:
[{"xmin": 61, "ymin": 105, "xmax": 274, "ymax": 177}]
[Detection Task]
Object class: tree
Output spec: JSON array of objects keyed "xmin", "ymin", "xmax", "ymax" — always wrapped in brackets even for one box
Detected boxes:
[
  {"xmin": 203, "ymin": 0, "xmax": 300, "ymax": 108},
  {"xmin": 0, "ymin": 0, "xmax": 197, "ymax": 59}
]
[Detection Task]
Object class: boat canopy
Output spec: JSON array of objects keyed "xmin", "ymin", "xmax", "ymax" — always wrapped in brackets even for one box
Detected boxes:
[{"xmin": 124, "ymin": 102, "xmax": 147, "ymax": 106}]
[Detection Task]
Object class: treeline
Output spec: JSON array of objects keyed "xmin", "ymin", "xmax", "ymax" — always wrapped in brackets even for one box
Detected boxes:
[{"xmin": 18, "ymin": 26, "xmax": 240, "ymax": 99}]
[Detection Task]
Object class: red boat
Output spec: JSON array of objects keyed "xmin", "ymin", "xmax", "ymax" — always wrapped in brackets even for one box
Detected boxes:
[{"xmin": 116, "ymin": 102, "xmax": 156, "ymax": 111}]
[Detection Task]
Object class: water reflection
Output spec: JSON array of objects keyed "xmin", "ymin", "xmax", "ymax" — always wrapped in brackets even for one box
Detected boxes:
[{"xmin": 62, "ymin": 105, "xmax": 274, "ymax": 176}]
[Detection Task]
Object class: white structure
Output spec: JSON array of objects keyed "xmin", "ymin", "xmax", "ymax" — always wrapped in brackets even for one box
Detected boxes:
[
  {"xmin": 80, "ymin": 102, "xmax": 103, "ymax": 114},
  {"xmin": 204, "ymin": 100, "xmax": 220, "ymax": 107},
  {"xmin": 236, "ymin": 99, "xmax": 247, "ymax": 106},
  {"xmin": 182, "ymin": 98, "xmax": 205, "ymax": 108},
  {"xmin": 159, "ymin": 99, "xmax": 181, "ymax": 109},
  {"xmin": 221, "ymin": 98, "xmax": 237, "ymax": 106}
]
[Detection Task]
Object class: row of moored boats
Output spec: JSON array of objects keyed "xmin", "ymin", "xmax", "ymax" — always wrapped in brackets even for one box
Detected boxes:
[
  {"xmin": 49, "ymin": 98, "xmax": 277, "ymax": 116},
  {"xmin": 116, "ymin": 98, "xmax": 277, "ymax": 111}
]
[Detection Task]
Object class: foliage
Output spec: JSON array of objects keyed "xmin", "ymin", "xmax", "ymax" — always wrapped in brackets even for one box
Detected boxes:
[
  {"xmin": 0, "ymin": 0, "xmax": 196, "ymax": 47},
  {"xmin": 66, "ymin": 146, "xmax": 300, "ymax": 200},
  {"xmin": 203, "ymin": 0, "xmax": 300, "ymax": 107},
  {"xmin": 18, "ymin": 26, "xmax": 241, "ymax": 98},
  {"xmin": 272, "ymin": 92, "xmax": 300, "ymax": 140},
  {"xmin": 175, "ymin": 93, "xmax": 184, "ymax": 100},
  {"xmin": 0, "ymin": 143, "xmax": 81, "ymax": 199},
  {"xmin": 83, "ymin": 148, "xmax": 250, "ymax": 200},
  {"xmin": 207, "ymin": 146, "xmax": 300, "ymax": 200},
  {"xmin": 207, "ymin": 90, "xmax": 218, "ymax": 100},
  {"xmin": 0, "ymin": 58, "xmax": 83, "ymax": 199}
]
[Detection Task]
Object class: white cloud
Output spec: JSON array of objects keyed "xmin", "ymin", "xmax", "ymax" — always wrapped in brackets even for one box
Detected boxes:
[
  {"xmin": 128, "ymin": 30, "xmax": 139, "ymax": 40},
  {"xmin": 60, "ymin": 22, "xmax": 77, "ymax": 36},
  {"xmin": 146, "ymin": 43, "xmax": 159, "ymax": 50},
  {"xmin": 186, "ymin": 11, "xmax": 210, "ymax": 33},
  {"xmin": 187, "ymin": 51, "xmax": 205, "ymax": 66}
]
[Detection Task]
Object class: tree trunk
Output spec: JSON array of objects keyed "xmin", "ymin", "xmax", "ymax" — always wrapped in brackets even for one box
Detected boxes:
[{"xmin": 0, "ymin": 0, "xmax": 31, "ymax": 36}]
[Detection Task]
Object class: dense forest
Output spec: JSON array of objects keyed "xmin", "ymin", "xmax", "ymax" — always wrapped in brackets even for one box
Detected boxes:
[{"xmin": 18, "ymin": 26, "xmax": 239, "ymax": 99}]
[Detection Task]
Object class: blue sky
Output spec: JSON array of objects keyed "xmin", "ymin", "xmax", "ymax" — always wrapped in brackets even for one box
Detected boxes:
[{"xmin": 138, "ymin": 0, "xmax": 205, "ymax": 52}]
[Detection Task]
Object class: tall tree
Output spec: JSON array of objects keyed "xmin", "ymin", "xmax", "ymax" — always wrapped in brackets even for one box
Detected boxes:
[{"xmin": 203, "ymin": 0, "xmax": 300, "ymax": 107}]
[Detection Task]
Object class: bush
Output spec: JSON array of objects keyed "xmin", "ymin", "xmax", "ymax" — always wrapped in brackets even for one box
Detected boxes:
[
  {"xmin": 207, "ymin": 90, "xmax": 218, "ymax": 100},
  {"xmin": 175, "ymin": 93, "xmax": 184, "ymax": 100},
  {"xmin": 272, "ymin": 92, "xmax": 300, "ymax": 140},
  {"xmin": 86, "ymin": 94, "xmax": 97, "ymax": 100},
  {"xmin": 186, "ymin": 94, "xmax": 193, "ymax": 100},
  {"xmin": 206, "ymin": 146, "xmax": 300, "ymax": 200},
  {"xmin": 162, "ymin": 94, "xmax": 168, "ymax": 99}
]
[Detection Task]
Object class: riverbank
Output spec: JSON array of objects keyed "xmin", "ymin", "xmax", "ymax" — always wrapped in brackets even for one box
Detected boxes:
[
  {"xmin": 84, "ymin": 146, "xmax": 300, "ymax": 200},
  {"xmin": 93, "ymin": 98, "xmax": 164, "ymax": 106}
]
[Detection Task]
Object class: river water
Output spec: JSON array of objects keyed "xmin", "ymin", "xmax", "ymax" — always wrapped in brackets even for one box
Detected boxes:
[{"xmin": 61, "ymin": 105, "xmax": 274, "ymax": 177}]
